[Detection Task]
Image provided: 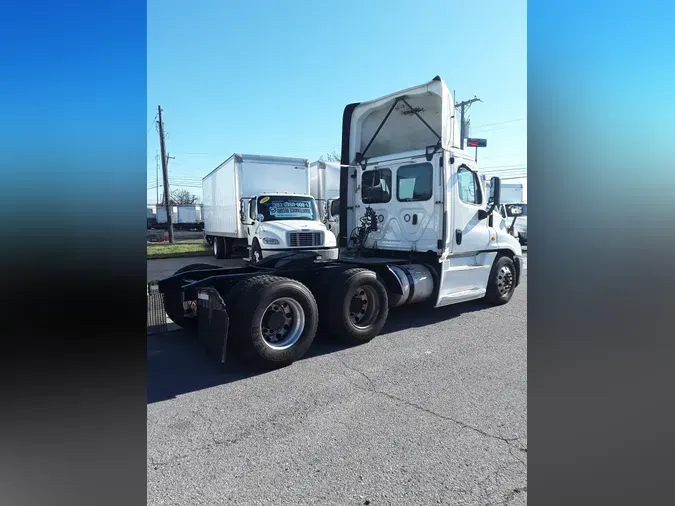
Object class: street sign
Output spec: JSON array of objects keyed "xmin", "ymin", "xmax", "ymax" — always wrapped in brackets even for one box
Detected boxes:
[{"xmin": 466, "ymin": 138, "xmax": 487, "ymax": 148}]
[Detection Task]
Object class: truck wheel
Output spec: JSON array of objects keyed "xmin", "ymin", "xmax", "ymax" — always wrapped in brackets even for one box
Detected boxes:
[
  {"xmin": 325, "ymin": 268, "xmax": 389, "ymax": 345},
  {"xmin": 214, "ymin": 237, "xmax": 226, "ymax": 259},
  {"xmin": 228, "ymin": 275, "xmax": 318, "ymax": 369},
  {"xmin": 164, "ymin": 263, "xmax": 221, "ymax": 331},
  {"xmin": 484, "ymin": 255, "xmax": 517, "ymax": 305},
  {"xmin": 250, "ymin": 240, "xmax": 263, "ymax": 264},
  {"xmin": 224, "ymin": 238, "xmax": 234, "ymax": 259}
]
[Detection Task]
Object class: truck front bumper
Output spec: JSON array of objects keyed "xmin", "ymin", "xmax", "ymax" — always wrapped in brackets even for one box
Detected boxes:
[{"xmin": 261, "ymin": 247, "xmax": 339, "ymax": 261}]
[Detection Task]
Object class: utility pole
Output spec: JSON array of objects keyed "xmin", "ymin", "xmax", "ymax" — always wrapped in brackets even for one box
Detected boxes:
[
  {"xmin": 455, "ymin": 96, "xmax": 482, "ymax": 150},
  {"xmin": 155, "ymin": 150, "xmax": 159, "ymax": 207},
  {"xmin": 157, "ymin": 105, "xmax": 174, "ymax": 243}
]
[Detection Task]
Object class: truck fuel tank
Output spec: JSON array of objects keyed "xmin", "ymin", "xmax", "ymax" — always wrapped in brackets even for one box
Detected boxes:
[{"xmin": 387, "ymin": 264, "xmax": 436, "ymax": 308}]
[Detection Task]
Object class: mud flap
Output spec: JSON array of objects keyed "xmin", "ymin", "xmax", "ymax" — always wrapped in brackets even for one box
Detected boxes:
[{"xmin": 196, "ymin": 288, "xmax": 230, "ymax": 364}]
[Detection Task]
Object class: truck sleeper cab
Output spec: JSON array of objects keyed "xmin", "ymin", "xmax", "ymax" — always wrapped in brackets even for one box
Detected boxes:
[{"xmin": 152, "ymin": 77, "xmax": 523, "ymax": 370}]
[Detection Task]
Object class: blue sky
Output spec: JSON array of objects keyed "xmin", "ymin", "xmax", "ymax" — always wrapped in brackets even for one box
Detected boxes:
[{"xmin": 147, "ymin": 0, "xmax": 526, "ymax": 204}]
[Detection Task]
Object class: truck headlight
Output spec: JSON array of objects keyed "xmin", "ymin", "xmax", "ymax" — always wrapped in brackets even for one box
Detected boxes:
[{"xmin": 262, "ymin": 237, "xmax": 280, "ymax": 245}]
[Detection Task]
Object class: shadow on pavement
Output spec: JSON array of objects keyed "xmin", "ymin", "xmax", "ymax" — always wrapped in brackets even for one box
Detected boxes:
[{"xmin": 147, "ymin": 300, "xmax": 491, "ymax": 404}]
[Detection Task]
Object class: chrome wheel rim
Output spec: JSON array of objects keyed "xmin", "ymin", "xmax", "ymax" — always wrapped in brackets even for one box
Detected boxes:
[
  {"xmin": 348, "ymin": 285, "xmax": 379, "ymax": 329},
  {"xmin": 213, "ymin": 240, "xmax": 218, "ymax": 256},
  {"xmin": 496, "ymin": 265, "xmax": 514, "ymax": 296},
  {"xmin": 259, "ymin": 297, "xmax": 305, "ymax": 350}
]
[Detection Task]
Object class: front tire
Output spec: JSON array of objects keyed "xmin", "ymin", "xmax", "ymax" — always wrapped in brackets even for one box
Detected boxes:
[
  {"xmin": 484, "ymin": 255, "xmax": 517, "ymax": 305},
  {"xmin": 324, "ymin": 268, "xmax": 389, "ymax": 345},
  {"xmin": 228, "ymin": 275, "xmax": 318, "ymax": 369}
]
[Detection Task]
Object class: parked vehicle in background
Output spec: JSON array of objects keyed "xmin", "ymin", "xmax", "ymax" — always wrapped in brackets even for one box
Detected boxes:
[
  {"xmin": 154, "ymin": 204, "xmax": 204, "ymax": 231},
  {"xmin": 500, "ymin": 203, "xmax": 527, "ymax": 245},
  {"xmin": 150, "ymin": 76, "xmax": 523, "ymax": 370},
  {"xmin": 202, "ymin": 154, "xmax": 338, "ymax": 263},
  {"xmin": 309, "ymin": 160, "xmax": 341, "ymax": 219},
  {"xmin": 309, "ymin": 160, "xmax": 341, "ymax": 240},
  {"xmin": 486, "ymin": 181, "xmax": 523, "ymax": 204}
]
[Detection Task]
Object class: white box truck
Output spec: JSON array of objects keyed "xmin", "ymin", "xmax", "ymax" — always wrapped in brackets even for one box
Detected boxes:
[
  {"xmin": 152, "ymin": 77, "xmax": 523, "ymax": 370},
  {"xmin": 309, "ymin": 160, "xmax": 341, "ymax": 238},
  {"xmin": 486, "ymin": 181, "xmax": 523, "ymax": 204},
  {"xmin": 202, "ymin": 154, "xmax": 338, "ymax": 263}
]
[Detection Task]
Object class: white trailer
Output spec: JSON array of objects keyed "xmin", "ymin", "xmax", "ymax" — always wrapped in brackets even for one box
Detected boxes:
[
  {"xmin": 486, "ymin": 181, "xmax": 523, "ymax": 204},
  {"xmin": 202, "ymin": 154, "xmax": 338, "ymax": 262},
  {"xmin": 310, "ymin": 160, "xmax": 341, "ymax": 238},
  {"xmin": 309, "ymin": 161, "xmax": 341, "ymax": 218},
  {"xmin": 152, "ymin": 77, "xmax": 523, "ymax": 370}
]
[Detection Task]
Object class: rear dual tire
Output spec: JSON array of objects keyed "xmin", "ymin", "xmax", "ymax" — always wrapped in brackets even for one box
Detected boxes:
[
  {"xmin": 213, "ymin": 237, "xmax": 233, "ymax": 259},
  {"xmin": 320, "ymin": 268, "xmax": 389, "ymax": 346},
  {"xmin": 227, "ymin": 275, "xmax": 319, "ymax": 369}
]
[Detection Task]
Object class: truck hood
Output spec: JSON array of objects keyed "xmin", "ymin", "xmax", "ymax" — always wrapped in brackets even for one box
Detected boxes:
[{"xmin": 258, "ymin": 220, "xmax": 327, "ymax": 234}]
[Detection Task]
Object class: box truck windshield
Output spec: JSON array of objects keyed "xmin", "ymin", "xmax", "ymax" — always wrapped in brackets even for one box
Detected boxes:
[{"xmin": 258, "ymin": 195, "xmax": 320, "ymax": 222}]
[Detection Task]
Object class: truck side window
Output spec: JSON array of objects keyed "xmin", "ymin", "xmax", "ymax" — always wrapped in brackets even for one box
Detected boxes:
[
  {"xmin": 361, "ymin": 169, "xmax": 392, "ymax": 204},
  {"xmin": 457, "ymin": 166, "xmax": 482, "ymax": 205},
  {"xmin": 396, "ymin": 163, "xmax": 433, "ymax": 202}
]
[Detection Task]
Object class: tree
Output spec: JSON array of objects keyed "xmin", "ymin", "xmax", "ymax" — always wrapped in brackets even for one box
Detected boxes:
[
  {"xmin": 319, "ymin": 150, "xmax": 340, "ymax": 162},
  {"xmin": 167, "ymin": 188, "xmax": 200, "ymax": 205}
]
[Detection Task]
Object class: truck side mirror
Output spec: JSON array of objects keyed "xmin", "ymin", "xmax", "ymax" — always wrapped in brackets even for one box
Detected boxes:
[
  {"xmin": 256, "ymin": 213, "xmax": 265, "ymax": 222},
  {"xmin": 490, "ymin": 177, "xmax": 501, "ymax": 206},
  {"xmin": 239, "ymin": 200, "xmax": 246, "ymax": 223},
  {"xmin": 479, "ymin": 177, "xmax": 502, "ymax": 220}
]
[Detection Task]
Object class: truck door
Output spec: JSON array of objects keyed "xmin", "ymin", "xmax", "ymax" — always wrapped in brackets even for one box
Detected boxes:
[
  {"xmin": 450, "ymin": 162, "xmax": 491, "ymax": 254},
  {"xmin": 247, "ymin": 197, "xmax": 257, "ymax": 245},
  {"xmin": 355, "ymin": 158, "xmax": 438, "ymax": 252}
]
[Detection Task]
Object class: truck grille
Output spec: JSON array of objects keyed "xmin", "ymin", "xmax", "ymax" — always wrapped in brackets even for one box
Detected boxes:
[{"xmin": 288, "ymin": 231, "xmax": 324, "ymax": 248}]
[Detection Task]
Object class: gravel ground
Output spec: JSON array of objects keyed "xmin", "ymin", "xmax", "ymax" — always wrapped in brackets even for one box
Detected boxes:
[{"xmin": 148, "ymin": 270, "xmax": 527, "ymax": 505}]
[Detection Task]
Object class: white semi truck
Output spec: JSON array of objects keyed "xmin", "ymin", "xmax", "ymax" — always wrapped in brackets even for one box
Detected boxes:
[
  {"xmin": 151, "ymin": 76, "xmax": 524, "ymax": 369},
  {"xmin": 202, "ymin": 154, "xmax": 338, "ymax": 263}
]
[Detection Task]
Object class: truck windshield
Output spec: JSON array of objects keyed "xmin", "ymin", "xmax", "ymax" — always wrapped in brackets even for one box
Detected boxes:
[
  {"xmin": 257, "ymin": 195, "xmax": 319, "ymax": 222},
  {"xmin": 503, "ymin": 204, "xmax": 527, "ymax": 217}
]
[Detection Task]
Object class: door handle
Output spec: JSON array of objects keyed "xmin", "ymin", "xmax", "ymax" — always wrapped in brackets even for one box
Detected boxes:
[
  {"xmin": 412, "ymin": 214, "xmax": 418, "ymax": 225},
  {"xmin": 455, "ymin": 229, "xmax": 462, "ymax": 245}
]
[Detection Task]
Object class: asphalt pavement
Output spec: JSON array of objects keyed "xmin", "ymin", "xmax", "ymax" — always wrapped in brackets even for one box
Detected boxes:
[{"xmin": 147, "ymin": 272, "xmax": 527, "ymax": 505}]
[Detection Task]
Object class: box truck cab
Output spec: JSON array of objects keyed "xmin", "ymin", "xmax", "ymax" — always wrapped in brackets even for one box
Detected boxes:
[
  {"xmin": 202, "ymin": 154, "xmax": 337, "ymax": 263},
  {"xmin": 239, "ymin": 192, "xmax": 337, "ymax": 263}
]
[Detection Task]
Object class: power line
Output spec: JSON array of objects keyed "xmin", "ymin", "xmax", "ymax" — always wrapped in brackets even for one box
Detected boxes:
[
  {"xmin": 470, "ymin": 118, "xmax": 524, "ymax": 129},
  {"xmin": 147, "ymin": 113, "xmax": 158, "ymax": 134}
]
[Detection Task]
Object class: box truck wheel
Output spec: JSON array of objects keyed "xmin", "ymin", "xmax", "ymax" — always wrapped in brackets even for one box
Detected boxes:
[
  {"xmin": 164, "ymin": 263, "xmax": 222, "ymax": 331},
  {"xmin": 484, "ymin": 255, "xmax": 517, "ymax": 305},
  {"xmin": 228, "ymin": 275, "xmax": 318, "ymax": 369},
  {"xmin": 325, "ymin": 268, "xmax": 389, "ymax": 345},
  {"xmin": 213, "ymin": 237, "xmax": 226, "ymax": 259},
  {"xmin": 224, "ymin": 238, "xmax": 234, "ymax": 259}
]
